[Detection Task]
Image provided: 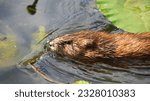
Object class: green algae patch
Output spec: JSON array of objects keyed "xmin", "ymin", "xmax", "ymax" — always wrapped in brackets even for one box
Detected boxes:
[
  {"xmin": 96, "ymin": 0, "xmax": 150, "ymax": 33},
  {"xmin": 0, "ymin": 34, "xmax": 17, "ymax": 68},
  {"xmin": 31, "ymin": 25, "xmax": 47, "ymax": 51},
  {"xmin": 72, "ymin": 80, "xmax": 90, "ymax": 84}
]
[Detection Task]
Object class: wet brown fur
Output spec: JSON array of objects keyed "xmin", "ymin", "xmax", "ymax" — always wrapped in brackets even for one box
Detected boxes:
[{"xmin": 49, "ymin": 30, "xmax": 150, "ymax": 66}]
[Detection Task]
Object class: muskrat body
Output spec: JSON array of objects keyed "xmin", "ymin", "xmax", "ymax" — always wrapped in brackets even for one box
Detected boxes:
[{"xmin": 48, "ymin": 30, "xmax": 150, "ymax": 67}]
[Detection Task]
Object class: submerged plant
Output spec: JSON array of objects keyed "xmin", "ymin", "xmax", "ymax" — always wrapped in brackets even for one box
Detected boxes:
[{"xmin": 0, "ymin": 34, "xmax": 17, "ymax": 68}]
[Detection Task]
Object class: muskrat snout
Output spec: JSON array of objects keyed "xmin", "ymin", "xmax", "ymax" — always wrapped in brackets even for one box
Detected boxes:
[
  {"xmin": 48, "ymin": 35, "xmax": 74, "ymax": 51},
  {"xmin": 49, "ymin": 41, "xmax": 58, "ymax": 51}
]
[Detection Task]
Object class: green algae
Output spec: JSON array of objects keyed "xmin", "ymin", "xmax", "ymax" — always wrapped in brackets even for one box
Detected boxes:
[{"xmin": 0, "ymin": 34, "xmax": 17, "ymax": 68}]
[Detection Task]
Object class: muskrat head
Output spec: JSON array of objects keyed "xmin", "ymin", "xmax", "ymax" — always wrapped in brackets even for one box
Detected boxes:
[{"xmin": 48, "ymin": 33, "xmax": 96, "ymax": 58}]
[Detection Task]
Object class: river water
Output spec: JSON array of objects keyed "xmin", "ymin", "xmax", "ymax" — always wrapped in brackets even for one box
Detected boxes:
[{"xmin": 0, "ymin": 0, "xmax": 150, "ymax": 83}]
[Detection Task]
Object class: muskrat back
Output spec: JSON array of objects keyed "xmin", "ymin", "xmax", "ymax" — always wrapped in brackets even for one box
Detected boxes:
[{"xmin": 48, "ymin": 30, "xmax": 150, "ymax": 68}]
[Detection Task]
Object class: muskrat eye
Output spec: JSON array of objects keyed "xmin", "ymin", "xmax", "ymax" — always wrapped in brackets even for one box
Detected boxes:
[{"xmin": 61, "ymin": 40, "xmax": 73, "ymax": 45}]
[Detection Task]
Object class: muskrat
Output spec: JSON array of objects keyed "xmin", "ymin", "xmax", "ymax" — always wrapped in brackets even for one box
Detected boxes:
[{"xmin": 48, "ymin": 30, "xmax": 150, "ymax": 68}]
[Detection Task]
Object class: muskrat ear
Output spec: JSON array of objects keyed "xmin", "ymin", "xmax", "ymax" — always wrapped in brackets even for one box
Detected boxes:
[{"xmin": 79, "ymin": 38, "xmax": 95, "ymax": 48}]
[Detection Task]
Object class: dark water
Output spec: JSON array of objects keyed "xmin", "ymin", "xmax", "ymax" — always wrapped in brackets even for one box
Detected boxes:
[{"xmin": 0, "ymin": 0, "xmax": 150, "ymax": 83}]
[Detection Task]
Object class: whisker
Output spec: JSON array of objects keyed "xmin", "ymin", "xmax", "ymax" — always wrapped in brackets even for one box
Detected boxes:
[{"xmin": 36, "ymin": 28, "xmax": 59, "ymax": 44}]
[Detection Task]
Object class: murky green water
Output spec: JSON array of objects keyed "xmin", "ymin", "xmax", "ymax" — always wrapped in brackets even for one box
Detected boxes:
[{"xmin": 0, "ymin": 0, "xmax": 150, "ymax": 83}]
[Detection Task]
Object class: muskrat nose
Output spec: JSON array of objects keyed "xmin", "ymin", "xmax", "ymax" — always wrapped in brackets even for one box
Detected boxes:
[
  {"xmin": 49, "ymin": 42, "xmax": 55, "ymax": 49},
  {"xmin": 49, "ymin": 42, "xmax": 53, "ymax": 47},
  {"xmin": 48, "ymin": 41, "xmax": 57, "ymax": 51}
]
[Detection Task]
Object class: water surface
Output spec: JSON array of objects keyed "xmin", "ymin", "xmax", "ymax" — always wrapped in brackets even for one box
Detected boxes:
[{"xmin": 0, "ymin": 0, "xmax": 149, "ymax": 83}]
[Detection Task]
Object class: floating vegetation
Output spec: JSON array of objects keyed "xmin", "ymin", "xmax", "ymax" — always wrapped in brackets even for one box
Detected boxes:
[
  {"xmin": 26, "ymin": 0, "xmax": 39, "ymax": 15},
  {"xmin": 96, "ymin": 0, "xmax": 150, "ymax": 33},
  {"xmin": 72, "ymin": 80, "xmax": 90, "ymax": 84}
]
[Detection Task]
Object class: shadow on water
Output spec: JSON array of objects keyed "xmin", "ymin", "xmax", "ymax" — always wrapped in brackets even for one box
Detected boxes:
[{"xmin": 0, "ymin": 0, "xmax": 150, "ymax": 83}]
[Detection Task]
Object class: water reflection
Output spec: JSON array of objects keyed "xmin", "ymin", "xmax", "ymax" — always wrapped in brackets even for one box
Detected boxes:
[{"xmin": 32, "ymin": 53, "xmax": 150, "ymax": 83}]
